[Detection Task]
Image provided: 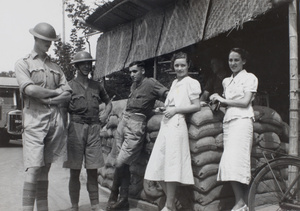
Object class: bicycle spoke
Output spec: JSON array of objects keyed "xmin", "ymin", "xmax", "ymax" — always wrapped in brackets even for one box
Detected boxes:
[{"xmin": 248, "ymin": 158, "xmax": 300, "ymax": 211}]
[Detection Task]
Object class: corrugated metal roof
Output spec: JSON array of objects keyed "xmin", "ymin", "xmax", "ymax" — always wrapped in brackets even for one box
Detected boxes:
[
  {"xmin": 0, "ymin": 77, "xmax": 19, "ymax": 88},
  {"xmin": 86, "ymin": 0, "xmax": 174, "ymax": 32}
]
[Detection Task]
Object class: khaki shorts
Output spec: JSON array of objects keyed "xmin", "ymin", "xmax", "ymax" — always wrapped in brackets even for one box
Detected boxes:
[
  {"xmin": 63, "ymin": 121, "xmax": 104, "ymax": 169},
  {"xmin": 22, "ymin": 106, "xmax": 67, "ymax": 169}
]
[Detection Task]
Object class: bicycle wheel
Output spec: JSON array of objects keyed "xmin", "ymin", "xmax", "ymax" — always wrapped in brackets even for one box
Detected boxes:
[{"xmin": 248, "ymin": 157, "xmax": 300, "ymax": 211}]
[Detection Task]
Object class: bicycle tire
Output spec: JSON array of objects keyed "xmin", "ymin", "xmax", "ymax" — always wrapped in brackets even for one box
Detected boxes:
[{"xmin": 248, "ymin": 157, "xmax": 300, "ymax": 211}]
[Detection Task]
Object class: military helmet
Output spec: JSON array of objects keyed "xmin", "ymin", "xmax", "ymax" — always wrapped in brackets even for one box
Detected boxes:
[
  {"xmin": 29, "ymin": 22, "xmax": 60, "ymax": 41},
  {"xmin": 70, "ymin": 51, "xmax": 96, "ymax": 64}
]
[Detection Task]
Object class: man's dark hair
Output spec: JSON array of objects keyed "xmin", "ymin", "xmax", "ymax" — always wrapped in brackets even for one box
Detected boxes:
[{"xmin": 129, "ymin": 61, "xmax": 145, "ymax": 69}]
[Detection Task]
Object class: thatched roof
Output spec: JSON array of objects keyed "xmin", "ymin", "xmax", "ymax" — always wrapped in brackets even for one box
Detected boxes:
[
  {"xmin": 86, "ymin": 0, "xmax": 174, "ymax": 32},
  {"xmin": 86, "ymin": 0, "xmax": 290, "ymax": 79}
]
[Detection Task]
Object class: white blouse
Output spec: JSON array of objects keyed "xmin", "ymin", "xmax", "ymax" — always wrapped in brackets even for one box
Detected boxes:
[
  {"xmin": 165, "ymin": 76, "xmax": 201, "ymax": 108},
  {"xmin": 222, "ymin": 70, "xmax": 258, "ymax": 123}
]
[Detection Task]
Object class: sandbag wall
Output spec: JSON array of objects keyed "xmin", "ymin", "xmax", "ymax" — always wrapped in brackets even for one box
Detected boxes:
[{"xmin": 98, "ymin": 100, "xmax": 289, "ymax": 211}]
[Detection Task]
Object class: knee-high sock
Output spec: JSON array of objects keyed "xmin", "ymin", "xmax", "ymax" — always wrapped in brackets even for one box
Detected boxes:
[
  {"xmin": 69, "ymin": 173, "xmax": 80, "ymax": 207},
  {"xmin": 23, "ymin": 182, "xmax": 37, "ymax": 211},
  {"xmin": 36, "ymin": 180, "xmax": 49, "ymax": 211},
  {"xmin": 87, "ymin": 169, "xmax": 99, "ymax": 206}
]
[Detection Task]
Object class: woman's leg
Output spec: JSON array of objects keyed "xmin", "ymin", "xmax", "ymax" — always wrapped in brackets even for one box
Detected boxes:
[
  {"xmin": 165, "ymin": 182, "xmax": 178, "ymax": 211},
  {"xmin": 231, "ymin": 181, "xmax": 246, "ymax": 210}
]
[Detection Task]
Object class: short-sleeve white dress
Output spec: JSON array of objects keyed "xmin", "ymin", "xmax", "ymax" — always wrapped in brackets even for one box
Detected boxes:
[
  {"xmin": 144, "ymin": 76, "xmax": 201, "ymax": 184},
  {"xmin": 217, "ymin": 69, "xmax": 258, "ymax": 185}
]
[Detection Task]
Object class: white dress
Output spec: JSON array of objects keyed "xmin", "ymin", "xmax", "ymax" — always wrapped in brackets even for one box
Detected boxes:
[
  {"xmin": 144, "ymin": 76, "xmax": 201, "ymax": 185},
  {"xmin": 217, "ymin": 70, "xmax": 258, "ymax": 185}
]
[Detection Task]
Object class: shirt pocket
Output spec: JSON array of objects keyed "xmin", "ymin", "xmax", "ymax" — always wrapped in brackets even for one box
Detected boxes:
[
  {"xmin": 69, "ymin": 94, "xmax": 87, "ymax": 113},
  {"xmin": 134, "ymin": 93, "xmax": 147, "ymax": 106},
  {"xmin": 91, "ymin": 94, "xmax": 101, "ymax": 109},
  {"xmin": 49, "ymin": 68, "xmax": 61, "ymax": 87},
  {"xmin": 28, "ymin": 68, "xmax": 45, "ymax": 86}
]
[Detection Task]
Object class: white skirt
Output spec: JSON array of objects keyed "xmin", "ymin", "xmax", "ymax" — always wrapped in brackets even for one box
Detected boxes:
[
  {"xmin": 144, "ymin": 114, "xmax": 194, "ymax": 185},
  {"xmin": 217, "ymin": 118, "xmax": 253, "ymax": 185}
]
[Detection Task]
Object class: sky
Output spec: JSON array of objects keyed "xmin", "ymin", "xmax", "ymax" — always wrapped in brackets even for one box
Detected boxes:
[{"xmin": 0, "ymin": 0, "xmax": 100, "ymax": 72}]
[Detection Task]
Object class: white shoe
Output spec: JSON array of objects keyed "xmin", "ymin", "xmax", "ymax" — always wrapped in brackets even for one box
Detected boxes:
[{"xmin": 232, "ymin": 204, "xmax": 247, "ymax": 211}]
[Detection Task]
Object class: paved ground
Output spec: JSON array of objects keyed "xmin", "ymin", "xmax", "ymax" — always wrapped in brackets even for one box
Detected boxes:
[{"xmin": 0, "ymin": 140, "xmax": 157, "ymax": 211}]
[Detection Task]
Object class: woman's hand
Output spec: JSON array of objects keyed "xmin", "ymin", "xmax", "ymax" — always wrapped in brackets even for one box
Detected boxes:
[
  {"xmin": 209, "ymin": 93, "xmax": 224, "ymax": 104},
  {"xmin": 164, "ymin": 107, "xmax": 177, "ymax": 119}
]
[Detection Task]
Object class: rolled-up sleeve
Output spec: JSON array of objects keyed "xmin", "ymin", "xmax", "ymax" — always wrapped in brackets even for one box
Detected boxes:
[{"xmin": 15, "ymin": 59, "xmax": 33, "ymax": 93}]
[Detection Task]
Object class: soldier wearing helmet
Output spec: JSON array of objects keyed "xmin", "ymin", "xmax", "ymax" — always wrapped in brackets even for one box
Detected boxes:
[
  {"xmin": 63, "ymin": 51, "xmax": 112, "ymax": 211},
  {"xmin": 15, "ymin": 22, "xmax": 72, "ymax": 211}
]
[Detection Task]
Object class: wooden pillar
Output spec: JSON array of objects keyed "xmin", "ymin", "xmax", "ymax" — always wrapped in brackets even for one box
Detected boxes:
[{"xmin": 288, "ymin": 0, "xmax": 298, "ymax": 156}]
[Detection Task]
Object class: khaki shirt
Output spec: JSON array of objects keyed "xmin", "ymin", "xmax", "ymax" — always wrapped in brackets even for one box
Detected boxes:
[{"xmin": 15, "ymin": 50, "xmax": 71, "ymax": 110}]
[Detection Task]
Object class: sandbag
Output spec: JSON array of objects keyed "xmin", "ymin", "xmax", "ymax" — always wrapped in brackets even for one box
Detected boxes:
[
  {"xmin": 253, "ymin": 105, "xmax": 283, "ymax": 127},
  {"xmin": 100, "ymin": 130, "xmax": 109, "ymax": 138},
  {"xmin": 193, "ymin": 174, "xmax": 219, "ymax": 193},
  {"xmin": 253, "ymin": 122, "xmax": 281, "ymax": 134},
  {"xmin": 145, "ymin": 140, "xmax": 154, "ymax": 153},
  {"xmin": 143, "ymin": 180, "xmax": 164, "ymax": 199},
  {"xmin": 193, "ymin": 197, "xmax": 235, "ymax": 211},
  {"xmin": 187, "ymin": 106, "xmax": 224, "ymax": 127},
  {"xmin": 105, "ymin": 153, "xmax": 116, "ymax": 167},
  {"xmin": 106, "ymin": 128, "xmax": 113, "ymax": 137},
  {"xmin": 193, "ymin": 184, "xmax": 233, "ymax": 205},
  {"xmin": 189, "ymin": 137, "xmax": 218, "ymax": 154},
  {"xmin": 251, "ymin": 146, "xmax": 277, "ymax": 159},
  {"xmin": 257, "ymin": 132, "xmax": 281, "ymax": 149},
  {"xmin": 147, "ymin": 114, "xmax": 163, "ymax": 132},
  {"xmin": 193, "ymin": 163, "xmax": 219, "ymax": 179},
  {"xmin": 105, "ymin": 137, "xmax": 114, "ymax": 148},
  {"xmin": 148, "ymin": 131, "xmax": 159, "ymax": 142},
  {"xmin": 253, "ymin": 192, "xmax": 283, "ymax": 207},
  {"xmin": 191, "ymin": 150, "xmax": 222, "ymax": 167},
  {"xmin": 214, "ymin": 133, "xmax": 224, "ymax": 148},
  {"xmin": 106, "ymin": 115, "xmax": 119, "ymax": 129},
  {"xmin": 189, "ymin": 122, "xmax": 223, "ymax": 140},
  {"xmin": 101, "ymin": 145, "xmax": 111, "ymax": 156},
  {"xmin": 110, "ymin": 99, "xmax": 127, "ymax": 117},
  {"xmin": 103, "ymin": 166, "xmax": 115, "ymax": 180},
  {"xmin": 253, "ymin": 132, "xmax": 260, "ymax": 146},
  {"xmin": 129, "ymin": 180, "xmax": 143, "ymax": 197}
]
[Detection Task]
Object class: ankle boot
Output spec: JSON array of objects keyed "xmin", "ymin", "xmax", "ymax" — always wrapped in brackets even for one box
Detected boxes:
[
  {"xmin": 107, "ymin": 168, "xmax": 121, "ymax": 208},
  {"xmin": 108, "ymin": 187, "xmax": 129, "ymax": 210}
]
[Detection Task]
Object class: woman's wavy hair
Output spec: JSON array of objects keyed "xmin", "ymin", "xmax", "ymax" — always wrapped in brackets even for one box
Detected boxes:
[
  {"xmin": 229, "ymin": 48, "xmax": 249, "ymax": 62},
  {"xmin": 170, "ymin": 51, "xmax": 191, "ymax": 71}
]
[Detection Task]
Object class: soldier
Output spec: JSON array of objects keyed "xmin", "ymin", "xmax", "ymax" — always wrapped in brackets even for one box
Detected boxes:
[
  {"xmin": 63, "ymin": 51, "xmax": 112, "ymax": 211},
  {"xmin": 15, "ymin": 22, "xmax": 72, "ymax": 211},
  {"xmin": 107, "ymin": 61, "xmax": 168, "ymax": 210}
]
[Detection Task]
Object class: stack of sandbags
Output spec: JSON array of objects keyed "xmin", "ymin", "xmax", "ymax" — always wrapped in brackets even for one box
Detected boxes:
[
  {"xmin": 250, "ymin": 106, "xmax": 289, "ymax": 206},
  {"xmin": 251, "ymin": 105, "xmax": 289, "ymax": 170},
  {"xmin": 98, "ymin": 100, "xmax": 127, "ymax": 189},
  {"xmin": 141, "ymin": 105, "xmax": 289, "ymax": 211},
  {"xmin": 187, "ymin": 107, "xmax": 237, "ymax": 210}
]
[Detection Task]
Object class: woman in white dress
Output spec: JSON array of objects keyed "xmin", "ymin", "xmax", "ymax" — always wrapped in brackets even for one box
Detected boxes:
[
  {"xmin": 144, "ymin": 52, "xmax": 201, "ymax": 211},
  {"xmin": 210, "ymin": 48, "xmax": 258, "ymax": 211}
]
